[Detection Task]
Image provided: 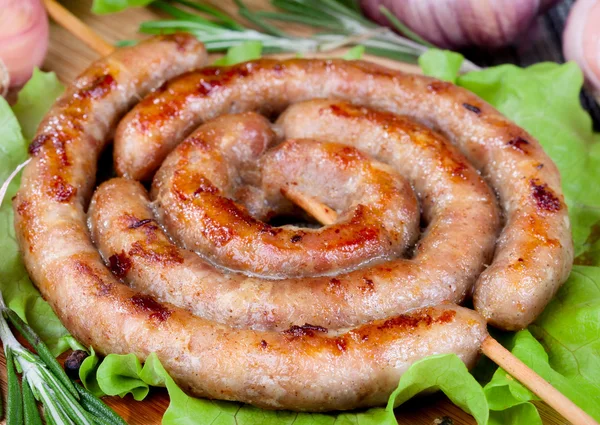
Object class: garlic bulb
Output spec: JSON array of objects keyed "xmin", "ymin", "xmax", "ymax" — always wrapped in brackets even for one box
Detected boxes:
[
  {"xmin": 361, "ymin": 0, "xmax": 560, "ymax": 49},
  {"xmin": 563, "ymin": 0, "xmax": 600, "ymax": 97},
  {"xmin": 0, "ymin": 0, "xmax": 49, "ymax": 87}
]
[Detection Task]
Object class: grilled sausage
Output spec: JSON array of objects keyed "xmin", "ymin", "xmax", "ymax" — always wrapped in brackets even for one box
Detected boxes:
[
  {"xmin": 93, "ymin": 103, "xmax": 498, "ymax": 330},
  {"xmin": 277, "ymin": 100, "xmax": 575, "ymax": 330},
  {"xmin": 115, "ymin": 60, "xmax": 573, "ymax": 330},
  {"xmin": 14, "ymin": 36, "xmax": 488, "ymax": 411},
  {"xmin": 150, "ymin": 112, "xmax": 419, "ymax": 277}
]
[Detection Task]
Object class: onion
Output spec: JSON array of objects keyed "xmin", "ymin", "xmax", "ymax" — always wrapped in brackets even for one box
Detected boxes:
[
  {"xmin": 563, "ymin": 0, "xmax": 600, "ymax": 98},
  {"xmin": 360, "ymin": 0, "xmax": 560, "ymax": 49},
  {"xmin": 0, "ymin": 0, "xmax": 49, "ymax": 87}
]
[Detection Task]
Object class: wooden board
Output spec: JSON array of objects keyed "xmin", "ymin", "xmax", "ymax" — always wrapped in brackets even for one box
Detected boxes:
[{"xmin": 0, "ymin": 0, "xmax": 567, "ymax": 424}]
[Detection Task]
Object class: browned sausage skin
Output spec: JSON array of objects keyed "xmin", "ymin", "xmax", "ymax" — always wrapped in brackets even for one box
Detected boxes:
[
  {"xmin": 14, "ymin": 36, "xmax": 488, "ymax": 411},
  {"xmin": 151, "ymin": 112, "xmax": 419, "ymax": 278},
  {"xmin": 277, "ymin": 100, "xmax": 574, "ymax": 330},
  {"xmin": 116, "ymin": 60, "xmax": 573, "ymax": 330},
  {"xmin": 95, "ymin": 99, "xmax": 498, "ymax": 330}
]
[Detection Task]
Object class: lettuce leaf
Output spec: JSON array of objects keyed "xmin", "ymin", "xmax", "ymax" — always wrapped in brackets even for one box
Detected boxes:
[
  {"xmin": 91, "ymin": 0, "xmax": 154, "ymax": 14},
  {"xmin": 212, "ymin": 41, "xmax": 263, "ymax": 66},
  {"xmin": 11, "ymin": 69, "xmax": 65, "ymax": 141},
  {"xmin": 483, "ymin": 327, "xmax": 600, "ymax": 420},
  {"xmin": 80, "ymin": 352, "xmax": 488, "ymax": 425},
  {"xmin": 418, "ymin": 49, "xmax": 463, "ymax": 84},
  {"xmin": 342, "ymin": 45, "xmax": 365, "ymax": 61}
]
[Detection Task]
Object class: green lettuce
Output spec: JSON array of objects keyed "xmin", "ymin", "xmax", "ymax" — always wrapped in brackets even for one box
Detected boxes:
[
  {"xmin": 212, "ymin": 41, "xmax": 263, "ymax": 66},
  {"xmin": 418, "ymin": 49, "xmax": 463, "ymax": 84},
  {"xmin": 79, "ymin": 351, "xmax": 488, "ymax": 425},
  {"xmin": 11, "ymin": 69, "xmax": 66, "ymax": 141},
  {"xmin": 342, "ymin": 45, "xmax": 366, "ymax": 61},
  {"xmin": 91, "ymin": 0, "xmax": 154, "ymax": 14}
]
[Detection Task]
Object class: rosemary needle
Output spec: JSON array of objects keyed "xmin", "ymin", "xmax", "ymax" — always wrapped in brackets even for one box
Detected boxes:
[
  {"xmin": 0, "ymin": 292, "xmax": 125, "ymax": 425},
  {"xmin": 144, "ymin": 0, "xmax": 480, "ymax": 71},
  {"xmin": 22, "ymin": 379, "xmax": 43, "ymax": 425},
  {"xmin": 75, "ymin": 382, "xmax": 128, "ymax": 425},
  {"xmin": 6, "ymin": 348, "xmax": 23, "ymax": 425},
  {"xmin": 4, "ymin": 308, "xmax": 80, "ymax": 400}
]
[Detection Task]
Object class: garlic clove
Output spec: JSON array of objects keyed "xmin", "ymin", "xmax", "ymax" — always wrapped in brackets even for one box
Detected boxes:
[{"xmin": 563, "ymin": 0, "xmax": 600, "ymax": 98}]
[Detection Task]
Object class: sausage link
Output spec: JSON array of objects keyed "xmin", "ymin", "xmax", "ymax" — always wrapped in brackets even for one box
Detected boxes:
[
  {"xmin": 151, "ymin": 112, "xmax": 419, "ymax": 277},
  {"xmin": 116, "ymin": 61, "xmax": 573, "ymax": 329}
]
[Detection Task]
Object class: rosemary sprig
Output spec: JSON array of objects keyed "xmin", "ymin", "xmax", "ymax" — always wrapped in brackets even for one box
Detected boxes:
[
  {"xmin": 75, "ymin": 384, "xmax": 129, "ymax": 425},
  {"xmin": 0, "ymin": 293, "xmax": 127, "ymax": 425},
  {"xmin": 141, "ymin": 0, "xmax": 480, "ymax": 70},
  {"xmin": 4, "ymin": 308, "xmax": 80, "ymax": 400}
]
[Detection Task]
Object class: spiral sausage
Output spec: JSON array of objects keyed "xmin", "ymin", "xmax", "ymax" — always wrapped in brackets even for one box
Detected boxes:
[
  {"xmin": 150, "ymin": 112, "xmax": 419, "ymax": 277},
  {"xmin": 14, "ymin": 35, "xmax": 489, "ymax": 411},
  {"xmin": 115, "ymin": 60, "xmax": 573, "ymax": 330},
  {"xmin": 92, "ymin": 101, "xmax": 498, "ymax": 331},
  {"xmin": 13, "ymin": 35, "xmax": 572, "ymax": 411}
]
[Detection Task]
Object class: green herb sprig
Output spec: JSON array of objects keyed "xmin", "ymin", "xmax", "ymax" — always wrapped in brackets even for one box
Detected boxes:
[
  {"xmin": 0, "ymin": 293, "xmax": 127, "ymax": 425},
  {"xmin": 138, "ymin": 0, "xmax": 479, "ymax": 70}
]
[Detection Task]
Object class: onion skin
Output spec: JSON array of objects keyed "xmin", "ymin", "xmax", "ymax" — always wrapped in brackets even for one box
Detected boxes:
[
  {"xmin": 361, "ymin": 0, "xmax": 560, "ymax": 49},
  {"xmin": 0, "ymin": 0, "xmax": 49, "ymax": 87},
  {"xmin": 563, "ymin": 0, "xmax": 600, "ymax": 95}
]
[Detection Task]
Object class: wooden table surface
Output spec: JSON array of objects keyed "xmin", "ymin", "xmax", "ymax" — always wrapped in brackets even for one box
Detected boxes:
[{"xmin": 1, "ymin": 0, "xmax": 568, "ymax": 423}]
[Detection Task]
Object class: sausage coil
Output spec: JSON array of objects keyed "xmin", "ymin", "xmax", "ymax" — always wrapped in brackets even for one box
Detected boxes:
[{"xmin": 13, "ymin": 35, "xmax": 572, "ymax": 411}]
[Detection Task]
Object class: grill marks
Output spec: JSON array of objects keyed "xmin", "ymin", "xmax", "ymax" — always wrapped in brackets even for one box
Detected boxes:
[
  {"xmin": 29, "ymin": 134, "xmax": 69, "ymax": 165},
  {"xmin": 530, "ymin": 179, "xmax": 562, "ymax": 212},
  {"xmin": 128, "ymin": 218, "xmax": 154, "ymax": 229},
  {"xmin": 507, "ymin": 137, "xmax": 530, "ymax": 153},
  {"xmin": 130, "ymin": 294, "xmax": 171, "ymax": 322},
  {"xmin": 462, "ymin": 103, "xmax": 481, "ymax": 114},
  {"xmin": 134, "ymin": 62, "xmax": 260, "ymax": 127},
  {"xmin": 106, "ymin": 213, "xmax": 184, "ymax": 282},
  {"xmin": 108, "ymin": 252, "xmax": 132, "ymax": 278},
  {"xmin": 48, "ymin": 176, "xmax": 77, "ymax": 202},
  {"xmin": 377, "ymin": 309, "xmax": 455, "ymax": 330},
  {"xmin": 27, "ymin": 70, "xmax": 118, "ymax": 204},
  {"xmin": 75, "ymin": 74, "xmax": 116, "ymax": 100},
  {"xmin": 284, "ymin": 323, "xmax": 328, "ymax": 337},
  {"xmin": 280, "ymin": 308, "xmax": 458, "ymax": 356}
]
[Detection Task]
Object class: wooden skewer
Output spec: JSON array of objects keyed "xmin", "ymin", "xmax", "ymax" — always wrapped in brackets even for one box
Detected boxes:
[
  {"xmin": 43, "ymin": 4, "xmax": 599, "ymax": 425},
  {"xmin": 281, "ymin": 187, "xmax": 337, "ymax": 225},
  {"xmin": 281, "ymin": 189, "xmax": 599, "ymax": 425},
  {"xmin": 43, "ymin": 0, "xmax": 115, "ymax": 57},
  {"xmin": 481, "ymin": 338, "xmax": 598, "ymax": 425}
]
